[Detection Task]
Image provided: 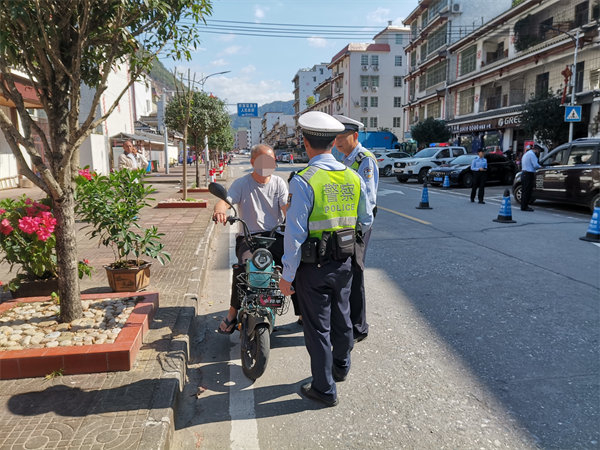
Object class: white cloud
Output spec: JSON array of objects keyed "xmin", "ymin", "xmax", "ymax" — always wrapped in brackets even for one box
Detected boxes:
[
  {"xmin": 241, "ymin": 65, "xmax": 256, "ymax": 74},
  {"xmin": 307, "ymin": 37, "xmax": 328, "ymax": 48},
  {"xmin": 218, "ymin": 34, "xmax": 236, "ymax": 42},
  {"xmin": 211, "ymin": 58, "xmax": 227, "ymax": 67},
  {"xmin": 367, "ymin": 7, "xmax": 392, "ymax": 25},
  {"xmin": 208, "ymin": 76, "xmax": 293, "ymax": 114},
  {"xmin": 222, "ymin": 45, "xmax": 241, "ymax": 55},
  {"xmin": 254, "ymin": 6, "xmax": 266, "ymax": 19}
]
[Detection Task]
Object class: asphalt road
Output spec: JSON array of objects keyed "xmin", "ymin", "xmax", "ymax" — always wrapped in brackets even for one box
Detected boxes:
[{"xmin": 172, "ymin": 159, "xmax": 599, "ymax": 449}]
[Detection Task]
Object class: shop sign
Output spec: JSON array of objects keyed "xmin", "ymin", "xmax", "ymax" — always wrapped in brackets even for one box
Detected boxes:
[{"xmin": 451, "ymin": 113, "xmax": 522, "ymax": 134}]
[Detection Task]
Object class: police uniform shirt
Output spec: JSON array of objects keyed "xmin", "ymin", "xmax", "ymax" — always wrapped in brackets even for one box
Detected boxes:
[
  {"xmin": 281, "ymin": 153, "xmax": 373, "ymax": 283},
  {"xmin": 521, "ymin": 149, "xmax": 541, "ymax": 173},
  {"xmin": 341, "ymin": 143, "xmax": 378, "ymax": 213},
  {"xmin": 471, "ymin": 155, "xmax": 487, "ymax": 171}
]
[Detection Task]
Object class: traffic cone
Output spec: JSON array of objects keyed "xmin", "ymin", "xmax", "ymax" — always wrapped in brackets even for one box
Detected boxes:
[
  {"xmin": 210, "ymin": 168, "xmax": 216, "ymax": 183},
  {"xmin": 493, "ymin": 189, "xmax": 516, "ymax": 223},
  {"xmin": 580, "ymin": 205, "xmax": 600, "ymax": 242},
  {"xmin": 442, "ymin": 175, "xmax": 450, "ymax": 189},
  {"xmin": 416, "ymin": 183, "xmax": 433, "ymax": 209}
]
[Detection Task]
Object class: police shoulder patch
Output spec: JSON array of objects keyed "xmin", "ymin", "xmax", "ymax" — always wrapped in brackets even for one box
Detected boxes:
[{"xmin": 364, "ymin": 167, "xmax": 373, "ymax": 179}]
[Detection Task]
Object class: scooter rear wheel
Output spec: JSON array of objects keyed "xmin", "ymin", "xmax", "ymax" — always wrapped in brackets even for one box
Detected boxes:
[{"xmin": 241, "ymin": 325, "xmax": 270, "ymax": 380}]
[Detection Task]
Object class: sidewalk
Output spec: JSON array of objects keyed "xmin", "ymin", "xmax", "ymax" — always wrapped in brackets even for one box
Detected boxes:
[{"xmin": 0, "ymin": 165, "xmax": 223, "ymax": 449}]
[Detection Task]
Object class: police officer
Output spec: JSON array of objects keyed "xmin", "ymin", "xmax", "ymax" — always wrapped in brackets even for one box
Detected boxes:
[
  {"xmin": 470, "ymin": 148, "xmax": 488, "ymax": 204},
  {"xmin": 520, "ymin": 144, "xmax": 542, "ymax": 211},
  {"xmin": 279, "ymin": 111, "xmax": 373, "ymax": 407},
  {"xmin": 333, "ymin": 115, "xmax": 378, "ymax": 343}
]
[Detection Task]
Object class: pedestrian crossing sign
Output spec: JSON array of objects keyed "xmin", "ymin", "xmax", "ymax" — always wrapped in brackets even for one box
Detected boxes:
[{"xmin": 564, "ymin": 105, "xmax": 582, "ymax": 122}]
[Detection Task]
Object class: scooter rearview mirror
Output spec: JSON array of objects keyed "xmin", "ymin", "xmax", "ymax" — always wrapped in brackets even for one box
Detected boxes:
[{"xmin": 209, "ymin": 182, "xmax": 229, "ymax": 202}]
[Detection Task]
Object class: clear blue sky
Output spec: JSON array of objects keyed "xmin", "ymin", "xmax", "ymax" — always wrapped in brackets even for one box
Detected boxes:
[{"xmin": 161, "ymin": 0, "xmax": 417, "ymax": 113}]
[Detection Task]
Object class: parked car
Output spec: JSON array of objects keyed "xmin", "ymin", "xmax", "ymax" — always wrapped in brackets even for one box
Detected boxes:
[
  {"xmin": 394, "ymin": 146, "xmax": 467, "ymax": 183},
  {"xmin": 428, "ymin": 153, "xmax": 517, "ymax": 187},
  {"xmin": 374, "ymin": 151, "xmax": 411, "ymax": 177},
  {"xmin": 276, "ymin": 152, "xmax": 291, "ymax": 162},
  {"xmin": 512, "ymin": 138, "xmax": 600, "ymax": 212},
  {"xmin": 295, "ymin": 152, "xmax": 309, "ymax": 163}
]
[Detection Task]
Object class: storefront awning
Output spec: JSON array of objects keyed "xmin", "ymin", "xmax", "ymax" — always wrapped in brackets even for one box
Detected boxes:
[{"xmin": 447, "ymin": 107, "xmax": 522, "ymax": 134}]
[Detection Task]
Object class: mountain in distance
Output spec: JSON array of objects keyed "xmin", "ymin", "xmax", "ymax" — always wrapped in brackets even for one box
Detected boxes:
[{"xmin": 230, "ymin": 100, "xmax": 294, "ymax": 130}]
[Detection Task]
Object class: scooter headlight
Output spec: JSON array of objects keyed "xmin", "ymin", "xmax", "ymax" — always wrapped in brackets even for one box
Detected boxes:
[{"xmin": 252, "ymin": 248, "xmax": 273, "ymax": 270}]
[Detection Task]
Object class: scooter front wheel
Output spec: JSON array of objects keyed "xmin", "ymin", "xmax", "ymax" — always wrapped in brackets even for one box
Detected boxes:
[{"xmin": 241, "ymin": 324, "xmax": 270, "ymax": 380}]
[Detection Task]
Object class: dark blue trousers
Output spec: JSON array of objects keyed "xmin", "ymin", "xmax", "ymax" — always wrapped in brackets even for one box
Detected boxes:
[
  {"xmin": 350, "ymin": 227, "xmax": 371, "ymax": 338},
  {"xmin": 295, "ymin": 258, "xmax": 354, "ymax": 398}
]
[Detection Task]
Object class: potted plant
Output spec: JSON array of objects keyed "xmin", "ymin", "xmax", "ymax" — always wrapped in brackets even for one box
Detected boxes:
[
  {"xmin": 0, "ymin": 196, "xmax": 92, "ymax": 297},
  {"xmin": 75, "ymin": 168, "xmax": 170, "ymax": 292}
]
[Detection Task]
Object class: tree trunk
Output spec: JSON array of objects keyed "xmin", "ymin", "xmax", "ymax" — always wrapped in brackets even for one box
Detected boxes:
[
  {"xmin": 194, "ymin": 137, "xmax": 200, "ymax": 187},
  {"xmin": 53, "ymin": 187, "xmax": 82, "ymax": 322}
]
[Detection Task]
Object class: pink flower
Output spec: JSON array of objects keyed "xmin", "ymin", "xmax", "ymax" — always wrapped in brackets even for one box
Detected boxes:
[
  {"xmin": 35, "ymin": 211, "xmax": 56, "ymax": 241},
  {"xmin": 33, "ymin": 202, "xmax": 50, "ymax": 212},
  {"xmin": 0, "ymin": 209, "xmax": 5, "ymax": 215},
  {"xmin": 18, "ymin": 216, "xmax": 39, "ymax": 235},
  {"xmin": 78, "ymin": 169, "xmax": 92, "ymax": 181},
  {"xmin": 0, "ymin": 219, "xmax": 13, "ymax": 235},
  {"xmin": 83, "ymin": 259, "xmax": 90, "ymax": 264},
  {"xmin": 24, "ymin": 198, "xmax": 33, "ymax": 205}
]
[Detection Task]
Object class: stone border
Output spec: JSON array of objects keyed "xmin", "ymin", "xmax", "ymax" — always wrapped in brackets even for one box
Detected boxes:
[
  {"xmin": 0, "ymin": 292, "xmax": 158, "ymax": 379},
  {"xmin": 155, "ymin": 200, "xmax": 208, "ymax": 208}
]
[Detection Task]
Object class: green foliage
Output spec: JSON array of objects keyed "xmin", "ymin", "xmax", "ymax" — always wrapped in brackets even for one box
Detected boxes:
[
  {"xmin": 306, "ymin": 96, "xmax": 316, "ymax": 107},
  {"xmin": 410, "ymin": 118, "xmax": 452, "ymax": 147},
  {"xmin": 521, "ymin": 91, "xmax": 568, "ymax": 148},
  {"xmin": 75, "ymin": 169, "xmax": 171, "ymax": 268}
]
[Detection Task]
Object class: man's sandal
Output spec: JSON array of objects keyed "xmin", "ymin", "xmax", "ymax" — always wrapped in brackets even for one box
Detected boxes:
[{"xmin": 217, "ymin": 316, "xmax": 237, "ymax": 335}]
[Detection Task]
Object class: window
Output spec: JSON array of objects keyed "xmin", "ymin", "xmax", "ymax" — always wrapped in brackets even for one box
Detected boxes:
[
  {"xmin": 393, "ymin": 117, "xmax": 402, "ymax": 127},
  {"xmin": 394, "ymin": 97, "xmax": 402, "ymax": 107},
  {"xmin": 535, "ymin": 72, "xmax": 549, "ymax": 97},
  {"xmin": 395, "ymin": 34, "xmax": 403, "ymax": 44},
  {"xmin": 370, "ymin": 117, "xmax": 378, "ymax": 128},
  {"xmin": 361, "ymin": 54, "xmax": 369, "ymax": 66},
  {"xmin": 428, "ymin": 100, "xmax": 441, "ymax": 118},
  {"xmin": 568, "ymin": 144, "xmax": 595, "ymax": 165},
  {"xmin": 437, "ymin": 149, "xmax": 450, "ymax": 158},
  {"xmin": 460, "ymin": 45, "xmax": 477, "ymax": 76},
  {"xmin": 411, "ymin": 51, "xmax": 417, "ymax": 67},
  {"xmin": 370, "ymin": 97, "xmax": 378, "ymax": 107},
  {"xmin": 360, "ymin": 96, "xmax": 368, "ymax": 107},
  {"xmin": 459, "ymin": 88, "xmax": 475, "ymax": 115},
  {"xmin": 545, "ymin": 147, "xmax": 568, "ymax": 165},
  {"xmin": 371, "ymin": 55, "xmax": 379, "ymax": 67},
  {"xmin": 361, "ymin": 76, "xmax": 369, "ymax": 87},
  {"xmin": 360, "ymin": 117, "xmax": 368, "ymax": 125},
  {"xmin": 575, "ymin": 1, "xmax": 589, "ymax": 28},
  {"xmin": 393, "ymin": 76, "xmax": 402, "ymax": 87},
  {"xmin": 452, "ymin": 148, "xmax": 464, "ymax": 157},
  {"xmin": 427, "ymin": 24, "xmax": 447, "ymax": 55},
  {"xmin": 319, "ymin": 68, "xmax": 324, "ymax": 75},
  {"xmin": 575, "ymin": 61, "xmax": 585, "ymax": 93},
  {"xmin": 395, "ymin": 56, "xmax": 403, "ymax": 67},
  {"xmin": 425, "ymin": 61, "xmax": 447, "ymax": 88},
  {"xmin": 370, "ymin": 76, "xmax": 379, "ymax": 87}
]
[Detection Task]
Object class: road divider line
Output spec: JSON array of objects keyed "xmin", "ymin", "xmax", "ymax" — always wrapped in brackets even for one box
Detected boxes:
[{"xmin": 377, "ymin": 206, "xmax": 432, "ymax": 225}]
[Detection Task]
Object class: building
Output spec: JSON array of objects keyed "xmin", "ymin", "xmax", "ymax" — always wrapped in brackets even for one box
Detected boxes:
[
  {"xmin": 411, "ymin": 0, "xmax": 600, "ymax": 153},
  {"xmin": 292, "ymin": 64, "xmax": 331, "ymax": 119},
  {"xmin": 308, "ymin": 23, "xmax": 411, "ymax": 139},
  {"xmin": 402, "ymin": 0, "xmax": 513, "ymax": 140},
  {"xmin": 265, "ymin": 115, "xmax": 295, "ymax": 149},
  {"xmin": 235, "ymin": 129, "xmax": 250, "ymax": 151},
  {"xmin": 249, "ymin": 117, "xmax": 262, "ymax": 147}
]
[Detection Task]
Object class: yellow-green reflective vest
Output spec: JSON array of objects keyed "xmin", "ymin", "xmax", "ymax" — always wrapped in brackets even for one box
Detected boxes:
[
  {"xmin": 350, "ymin": 149, "xmax": 377, "ymax": 171},
  {"xmin": 298, "ymin": 166, "xmax": 361, "ymax": 239}
]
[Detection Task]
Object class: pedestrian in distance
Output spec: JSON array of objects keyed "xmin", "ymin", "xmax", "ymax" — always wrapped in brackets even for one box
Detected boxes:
[
  {"xmin": 118, "ymin": 140, "xmax": 138, "ymax": 170},
  {"xmin": 520, "ymin": 144, "xmax": 542, "ymax": 211},
  {"xmin": 470, "ymin": 148, "xmax": 488, "ymax": 204},
  {"xmin": 280, "ymin": 111, "xmax": 373, "ymax": 407},
  {"xmin": 289, "ymin": 153, "xmax": 294, "ymax": 165},
  {"xmin": 212, "ymin": 143, "xmax": 288, "ymax": 334},
  {"xmin": 333, "ymin": 114, "xmax": 378, "ymax": 343},
  {"xmin": 132, "ymin": 145, "xmax": 149, "ymax": 172}
]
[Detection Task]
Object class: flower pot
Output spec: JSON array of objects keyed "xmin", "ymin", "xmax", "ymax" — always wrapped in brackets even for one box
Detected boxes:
[
  {"xmin": 104, "ymin": 262, "xmax": 151, "ymax": 292},
  {"xmin": 12, "ymin": 277, "xmax": 59, "ymax": 298}
]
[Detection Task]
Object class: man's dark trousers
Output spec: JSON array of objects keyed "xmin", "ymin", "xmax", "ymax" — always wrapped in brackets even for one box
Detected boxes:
[
  {"xmin": 470, "ymin": 171, "xmax": 487, "ymax": 202},
  {"xmin": 521, "ymin": 171, "xmax": 535, "ymax": 210},
  {"xmin": 295, "ymin": 258, "xmax": 354, "ymax": 398},
  {"xmin": 350, "ymin": 227, "xmax": 371, "ymax": 339}
]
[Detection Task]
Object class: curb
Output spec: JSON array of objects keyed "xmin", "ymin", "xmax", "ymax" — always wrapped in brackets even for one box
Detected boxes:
[{"xmin": 138, "ymin": 216, "xmax": 216, "ymax": 449}]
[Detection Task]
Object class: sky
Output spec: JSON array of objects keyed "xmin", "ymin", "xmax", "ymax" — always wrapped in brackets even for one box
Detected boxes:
[{"xmin": 160, "ymin": 0, "xmax": 418, "ymax": 113}]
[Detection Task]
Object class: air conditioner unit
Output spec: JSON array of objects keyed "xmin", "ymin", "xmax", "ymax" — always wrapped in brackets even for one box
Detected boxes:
[
  {"xmin": 362, "ymin": 85, "xmax": 369, "ymax": 91},
  {"xmin": 362, "ymin": 107, "xmax": 368, "ymax": 112},
  {"xmin": 371, "ymin": 86, "xmax": 378, "ymax": 92},
  {"xmin": 361, "ymin": 65, "xmax": 368, "ymax": 71},
  {"xmin": 451, "ymin": 2, "xmax": 462, "ymax": 13},
  {"xmin": 372, "ymin": 65, "xmax": 379, "ymax": 71},
  {"xmin": 353, "ymin": 101, "xmax": 360, "ymax": 107}
]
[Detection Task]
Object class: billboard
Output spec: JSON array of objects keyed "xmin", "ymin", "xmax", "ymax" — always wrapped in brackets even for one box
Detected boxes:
[{"xmin": 237, "ymin": 103, "xmax": 258, "ymax": 117}]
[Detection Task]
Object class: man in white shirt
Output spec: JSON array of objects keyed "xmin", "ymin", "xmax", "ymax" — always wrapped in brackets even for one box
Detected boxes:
[{"xmin": 118, "ymin": 140, "xmax": 138, "ymax": 170}]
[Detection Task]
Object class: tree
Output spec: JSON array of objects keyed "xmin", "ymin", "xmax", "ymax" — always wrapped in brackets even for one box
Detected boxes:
[
  {"xmin": 0, "ymin": 1, "xmax": 212, "ymax": 322},
  {"xmin": 306, "ymin": 96, "xmax": 316, "ymax": 107},
  {"xmin": 411, "ymin": 117, "xmax": 452, "ymax": 147}
]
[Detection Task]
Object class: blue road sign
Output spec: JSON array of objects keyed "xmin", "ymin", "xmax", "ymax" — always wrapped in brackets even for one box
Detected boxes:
[
  {"xmin": 564, "ymin": 105, "xmax": 582, "ymax": 122},
  {"xmin": 237, "ymin": 103, "xmax": 258, "ymax": 117}
]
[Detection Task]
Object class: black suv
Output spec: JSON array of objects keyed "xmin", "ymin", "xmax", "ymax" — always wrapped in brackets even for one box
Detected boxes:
[{"xmin": 512, "ymin": 138, "xmax": 600, "ymax": 212}]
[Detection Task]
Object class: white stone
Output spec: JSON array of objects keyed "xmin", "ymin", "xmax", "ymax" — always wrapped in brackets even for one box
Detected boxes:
[{"xmin": 46, "ymin": 341, "xmax": 59, "ymax": 348}]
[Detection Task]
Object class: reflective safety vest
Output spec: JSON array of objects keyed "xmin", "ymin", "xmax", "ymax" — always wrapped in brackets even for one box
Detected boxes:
[
  {"xmin": 298, "ymin": 165, "xmax": 361, "ymax": 239},
  {"xmin": 350, "ymin": 149, "xmax": 377, "ymax": 171}
]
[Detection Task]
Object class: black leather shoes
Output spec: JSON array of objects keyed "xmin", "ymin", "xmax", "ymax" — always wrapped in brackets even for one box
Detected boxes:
[
  {"xmin": 301, "ymin": 383, "xmax": 338, "ymax": 407},
  {"xmin": 332, "ymin": 364, "xmax": 347, "ymax": 382},
  {"xmin": 354, "ymin": 333, "xmax": 368, "ymax": 343},
  {"xmin": 521, "ymin": 207, "xmax": 534, "ymax": 211}
]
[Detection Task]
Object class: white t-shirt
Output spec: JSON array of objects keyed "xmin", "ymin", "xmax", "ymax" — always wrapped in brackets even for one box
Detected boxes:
[{"xmin": 227, "ymin": 173, "xmax": 288, "ymax": 235}]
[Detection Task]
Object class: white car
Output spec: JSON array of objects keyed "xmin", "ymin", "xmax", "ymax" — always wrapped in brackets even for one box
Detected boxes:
[
  {"xmin": 374, "ymin": 151, "xmax": 411, "ymax": 177},
  {"xmin": 393, "ymin": 146, "xmax": 467, "ymax": 183}
]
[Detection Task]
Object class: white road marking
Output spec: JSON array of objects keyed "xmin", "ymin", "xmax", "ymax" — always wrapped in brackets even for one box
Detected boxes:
[
  {"xmin": 228, "ymin": 228, "xmax": 260, "ymax": 449},
  {"xmin": 377, "ymin": 188, "xmax": 405, "ymax": 196}
]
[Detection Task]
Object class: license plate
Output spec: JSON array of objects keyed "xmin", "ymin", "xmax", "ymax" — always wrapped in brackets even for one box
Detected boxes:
[
  {"xmin": 434, "ymin": 177, "xmax": 442, "ymax": 182},
  {"xmin": 258, "ymin": 294, "xmax": 284, "ymax": 308}
]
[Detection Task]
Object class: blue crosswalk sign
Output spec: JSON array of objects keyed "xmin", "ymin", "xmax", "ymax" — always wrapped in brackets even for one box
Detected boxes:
[{"xmin": 564, "ymin": 105, "xmax": 582, "ymax": 122}]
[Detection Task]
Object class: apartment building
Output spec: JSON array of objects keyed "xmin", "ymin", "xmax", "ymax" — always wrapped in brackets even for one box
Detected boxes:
[
  {"xmin": 292, "ymin": 64, "xmax": 331, "ymax": 119},
  {"xmin": 402, "ymin": 0, "xmax": 513, "ymax": 137},
  {"xmin": 443, "ymin": 0, "xmax": 599, "ymax": 152},
  {"xmin": 235, "ymin": 129, "xmax": 251, "ymax": 151},
  {"xmin": 249, "ymin": 117, "xmax": 262, "ymax": 147},
  {"xmin": 313, "ymin": 23, "xmax": 411, "ymax": 137}
]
